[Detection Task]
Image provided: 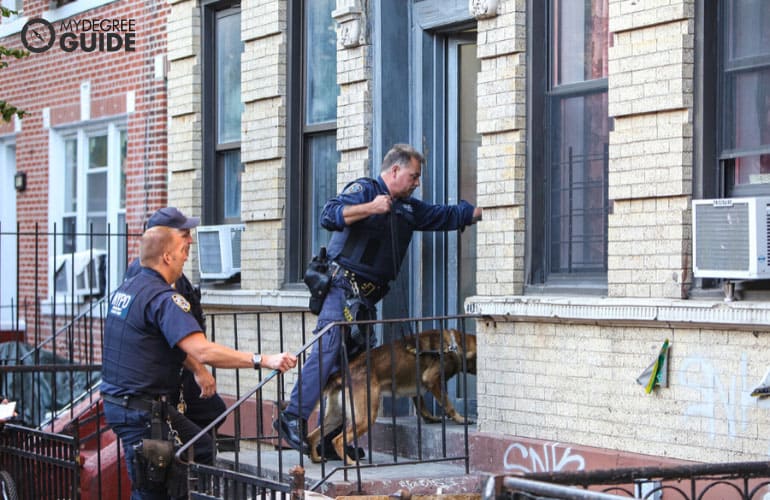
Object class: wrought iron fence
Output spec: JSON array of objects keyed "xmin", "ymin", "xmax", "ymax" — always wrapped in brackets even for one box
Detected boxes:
[
  {"xmin": 180, "ymin": 312, "xmax": 478, "ymax": 496},
  {"xmin": 484, "ymin": 461, "xmax": 770, "ymax": 500}
]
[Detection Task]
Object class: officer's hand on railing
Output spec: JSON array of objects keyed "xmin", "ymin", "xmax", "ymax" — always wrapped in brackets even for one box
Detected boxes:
[{"xmin": 261, "ymin": 352, "xmax": 298, "ymax": 373}]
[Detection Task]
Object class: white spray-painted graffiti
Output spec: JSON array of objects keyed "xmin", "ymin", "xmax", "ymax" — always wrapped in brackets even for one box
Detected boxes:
[
  {"xmin": 503, "ymin": 442, "xmax": 585, "ymax": 473},
  {"xmin": 398, "ymin": 477, "xmax": 467, "ymax": 491},
  {"xmin": 677, "ymin": 352, "xmax": 761, "ymax": 440}
]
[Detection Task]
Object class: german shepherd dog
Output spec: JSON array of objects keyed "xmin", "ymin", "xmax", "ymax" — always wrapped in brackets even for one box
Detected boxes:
[{"xmin": 307, "ymin": 329, "xmax": 477, "ymax": 464}]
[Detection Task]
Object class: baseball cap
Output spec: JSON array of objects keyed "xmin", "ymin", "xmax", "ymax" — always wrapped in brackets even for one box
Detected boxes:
[{"xmin": 146, "ymin": 207, "xmax": 200, "ymax": 230}]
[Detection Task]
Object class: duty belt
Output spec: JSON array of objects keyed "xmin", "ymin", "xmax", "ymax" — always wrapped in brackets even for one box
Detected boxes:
[
  {"xmin": 344, "ymin": 271, "xmax": 383, "ymax": 298},
  {"xmin": 102, "ymin": 393, "xmax": 170, "ymax": 413}
]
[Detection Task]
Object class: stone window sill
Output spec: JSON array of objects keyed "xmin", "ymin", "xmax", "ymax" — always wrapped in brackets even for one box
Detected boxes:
[{"xmin": 465, "ymin": 295, "xmax": 770, "ymax": 332}]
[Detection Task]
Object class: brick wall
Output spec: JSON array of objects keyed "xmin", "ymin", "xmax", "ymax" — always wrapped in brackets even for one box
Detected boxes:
[
  {"xmin": 475, "ymin": 1, "xmax": 527, "ymax": 296},
  {"xmin": 607, "ymin": 0, "xmax": 695, "ymax": 298},
  {"xmin": 0, "ymin": 0, "xmax": 170, "ymax": 338},
  {"xmin": 239, "ymin": 0, "xmax": 287, "ymax": 290},
  {"xmin": 335, "ymin": 12, "xmax": 371, "ymax": 187},
  {"xmin": 478, "ymin": 319, "xmax": 770, "ymax": 463}
]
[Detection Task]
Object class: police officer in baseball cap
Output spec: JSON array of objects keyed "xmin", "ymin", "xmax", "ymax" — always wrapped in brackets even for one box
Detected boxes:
[{"xmin": 104, "ymin": 208, "xmax": 298, "ymax": 499}]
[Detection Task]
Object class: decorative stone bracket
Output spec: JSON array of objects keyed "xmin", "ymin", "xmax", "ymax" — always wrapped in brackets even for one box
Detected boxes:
[
  {"xmin": 333, "ymin": 2, "xmax": 365, "ymax": 49},
  {"xmin": 469, "ymin": 0, "xmax": 498, "ymax": 20}
]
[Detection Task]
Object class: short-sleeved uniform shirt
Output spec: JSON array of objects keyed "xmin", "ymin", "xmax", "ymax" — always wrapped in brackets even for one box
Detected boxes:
[{"xmin": 100, "ymin": 267, "xmax": 202, "ymax": 397}]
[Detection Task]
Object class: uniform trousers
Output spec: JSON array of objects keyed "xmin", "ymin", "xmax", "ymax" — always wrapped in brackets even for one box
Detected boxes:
[
  {"xmin": 104, "ymin": 400, "xmax": 213, "ymax": 500},
  {"xmin": 286, "ymin": 272, "xmax": 379, "ymax": 421}
]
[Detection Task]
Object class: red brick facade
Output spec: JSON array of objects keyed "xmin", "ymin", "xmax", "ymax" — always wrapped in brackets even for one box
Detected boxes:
[{"xmin": 0, "ymin": 0, "xmax": 170, "ymax": 347}]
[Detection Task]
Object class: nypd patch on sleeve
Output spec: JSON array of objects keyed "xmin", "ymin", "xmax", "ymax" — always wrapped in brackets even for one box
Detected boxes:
[
  {"xmin": 342, "ymin": 182, "xmax": 364, "ymax": 195},
  {"xmin": 172, "ymin": 294, "xmax": 191, "ymax": 312}
]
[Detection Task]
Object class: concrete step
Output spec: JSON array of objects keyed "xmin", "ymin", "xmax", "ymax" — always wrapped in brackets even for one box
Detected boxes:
[
  {"xmin": 217, "ymin": 448, "xmax": 485, "ymax": 497},
  {"xmin": 369, "ymin": 416, "xmax": 474, "ymax": 462},
  {"xmin": 215, "ymin": 417, "xmax": 486, "ymax": 497}
]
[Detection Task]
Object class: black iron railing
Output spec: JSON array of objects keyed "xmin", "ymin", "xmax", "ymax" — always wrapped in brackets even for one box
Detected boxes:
[
  {"xmin": 180, "ymin": 312, "xmax": 478, "ymax": 496},
  {"xmin": 484, "ymin": 461, "xmax": 770, "ymax": 500},
  {"xmin": 0, "ymin": 423, "xmax": 80, "ymax": 499}
]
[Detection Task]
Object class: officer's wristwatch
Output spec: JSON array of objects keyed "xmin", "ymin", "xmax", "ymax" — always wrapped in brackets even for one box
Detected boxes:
[{"xmin": 252, "ymin": 353, "xmax": 262, "ymax": 370}]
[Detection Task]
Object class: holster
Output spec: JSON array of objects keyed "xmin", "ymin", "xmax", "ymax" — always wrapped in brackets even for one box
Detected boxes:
[
  {"xmin": 131, "ymin": 399, "xmax": 188, "ymax": 497},
  {"xmin": 304, "ymin": 247, "xmax": 333, "ymax": 314},
  {"xmin": 132, "ymin": 439, "xmax": 174, "ymax": 492}
]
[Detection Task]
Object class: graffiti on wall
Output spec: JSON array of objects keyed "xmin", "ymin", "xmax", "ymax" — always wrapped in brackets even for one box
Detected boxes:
[
  {"xmin": 503, "ymin": 441, "xmax": 586, "ymax": 473},
  {"xmin": 678, "ymin": 352, "xmax": 770, "ymax": 441}
]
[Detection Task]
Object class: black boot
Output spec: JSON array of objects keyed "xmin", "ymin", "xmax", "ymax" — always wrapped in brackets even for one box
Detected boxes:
[
  {"xmin": 273, "ymin": 412, "xmax": 309, "ymax": 454},
  {"xmin": 315, "ymin": 425, "xmax": 365, "ymax": 461}
]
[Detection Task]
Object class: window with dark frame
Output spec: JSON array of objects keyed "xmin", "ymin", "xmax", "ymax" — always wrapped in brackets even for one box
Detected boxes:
[
  {"xmin": 286, "ymin": 0, "xmax": 339, "ymax": 283},
  {"xmin": 202, "ymin": 1, "xmax": 243, "ymax": 225},
  {"xmin": 718, "ymin": 1, "xmax": 770, "ymax": 197},
  {"xmin": 530, "ymin": 0, "xmax": 609, "ymax": 289}
]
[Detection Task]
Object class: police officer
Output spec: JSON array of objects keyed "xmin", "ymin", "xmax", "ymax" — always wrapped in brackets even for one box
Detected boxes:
[
  {"xmin": 125, "ymin": 207, "xmax": 227, "ymax": 431},
  {"xmin": 274, "ymin": 143, "xmax": 482, "ymax": 457},
  {"xmin": 101, "ymin": 218, "xmax": 297, "ymax": 500}
]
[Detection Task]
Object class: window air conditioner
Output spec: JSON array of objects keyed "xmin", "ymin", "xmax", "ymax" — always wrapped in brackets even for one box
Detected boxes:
[
  {"xmin": 692, "ymin": 197, "xmax": 770, "ymax": 279},
  {"xmin": 197, "ymin": 224, "xmax": 245, "ymax": 280},
  {"xmin": 54, "ymin": 250, "xmax": 107, "ymax": 297}
]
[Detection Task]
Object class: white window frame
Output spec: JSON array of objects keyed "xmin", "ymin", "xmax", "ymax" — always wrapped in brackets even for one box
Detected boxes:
[
  {"xmin": 41, "ymin": 0, "xmax": 117, "ymax": 24},
  {"xmin": 0, "ymin": 0, "xmax": 26, "ymax": 37},
  {"xmin": 0, "ymin": 137, "xmax": 21, "ymax": 329},
  {"xmin": 48, "ymin": 121, "xmax": 126, "ymax": 302}
]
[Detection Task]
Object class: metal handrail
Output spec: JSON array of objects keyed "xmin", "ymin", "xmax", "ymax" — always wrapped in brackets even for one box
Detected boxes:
[{"xmin": 179, "ymin": 313, "xmax": 482, "ymax": 494}]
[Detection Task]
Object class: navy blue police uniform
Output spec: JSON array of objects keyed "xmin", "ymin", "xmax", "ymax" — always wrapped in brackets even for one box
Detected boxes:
[
  {"xmin": 101, "ymin": 267, "xmax": 213, "ymax": 500},
  {"xmin": 125, "ymin": 259, "xmax": 227, "ymax": 429},
  {"xmin": 284, "ymin": 175, "xmax": 475, "ymax": 425}
]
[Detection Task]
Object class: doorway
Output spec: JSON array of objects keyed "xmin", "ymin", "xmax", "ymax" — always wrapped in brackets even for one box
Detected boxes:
[{"xmin": 417, "ymin": 31, "xmax": 479, "ymax": 420}]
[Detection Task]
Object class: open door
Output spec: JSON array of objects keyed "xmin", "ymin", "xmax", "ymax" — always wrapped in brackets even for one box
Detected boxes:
[{"xmin": 418, "ymin": 31, "xmax": 479, "ymax": 420}]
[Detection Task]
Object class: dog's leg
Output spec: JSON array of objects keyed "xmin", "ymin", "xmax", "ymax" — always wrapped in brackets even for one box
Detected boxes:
[
  {"xmin": 422, "ymin": 367, "xmax": 474, "ymax": 425},
  {"xmin": 316, "ymin": 389, "xmax": 345, "ymax": 462},
  {"xmin": 335, "ymin": 382, "xmax": 379, "ymax": 465},
  {"xmin": 307, "ymin": 427, "xmax": 323, "ymax": 463},
  {"xmin": 412, "ymin": 395, "xmax": 442, "ymax": 423}
]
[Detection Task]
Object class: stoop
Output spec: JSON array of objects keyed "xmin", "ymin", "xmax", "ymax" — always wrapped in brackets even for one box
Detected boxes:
[{"xmin": 216, "ymin": 417, "xmax": 486, "ymax": 497}]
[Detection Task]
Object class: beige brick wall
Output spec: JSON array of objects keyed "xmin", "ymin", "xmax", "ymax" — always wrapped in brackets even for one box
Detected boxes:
[
  {"xmin": 607, "ymin": 196, "xmax": 691, "ymax": 298},
  {"xmin": 168, "ymin": 0, "xmax": 203, "ymax": 280},
  {"xmin": 478, "ymin": 320, "xmax": 770, "ymax": 463},
  {"xmin": 335, "ymin": 2, "xmax": 372, "ymax": 188},
  {"xmin": 475, "ymin": 0, "xmax": 527, "ymax": 296},
  {"xmin": 606, "ymin": 0, "xmax": 694, "ymax": 298},
  {"xmin": 241, "ymin": 1, "xmax": 288, "ymax": 290}
]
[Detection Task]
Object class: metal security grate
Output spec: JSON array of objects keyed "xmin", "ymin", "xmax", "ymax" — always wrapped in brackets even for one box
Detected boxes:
[{"xmin": 695, "ymin": 202, "xmax": 750, "ymax": 272}]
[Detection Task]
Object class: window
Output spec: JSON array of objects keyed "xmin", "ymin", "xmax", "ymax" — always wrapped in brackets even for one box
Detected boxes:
[
  {"xmin": 530, "ymin": 0, "xmax": 609, "ymax": 289},
  {"xmin": 202, "ymin": 1, "xmax": 243, "ymax": 224},
  {"xmin": 0, "ymin": 0, "xmax": 22, "ymax": 30},
  {"xmin": 718, "ymin": 1, "xmax": 770, "ymax": 196},
  {"xmin": 287, "ymin": 0, "xmax": 339, "ymax": 282},
  {"xmin": 52, "ymin": 124, "xmax": 126, "ymax": 297},
  {"xmin": 1, "ymin": 0, "xmax": 22, "ymax": 19}
]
